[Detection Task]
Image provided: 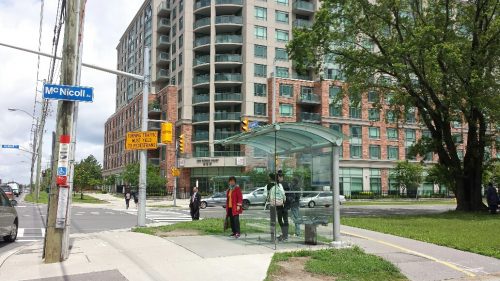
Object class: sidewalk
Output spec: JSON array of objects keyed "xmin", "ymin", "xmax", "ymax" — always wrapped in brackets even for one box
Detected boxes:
[
  {"xmin": 318, "ymin": 224, "xmax": 500, "ymax": 281},
  {"xmin": 75, "ymin": 193, "xmax": 191, "ymax": 210}
]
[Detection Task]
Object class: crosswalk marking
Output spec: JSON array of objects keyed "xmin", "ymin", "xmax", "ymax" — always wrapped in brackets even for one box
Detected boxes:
[
  {"xmin": 123, "ymin": 210, "xmax": 193, "ymax": 223},
  {"xmin": 16, "ymin": 228, "xmax": 45, "ymax": 242}
]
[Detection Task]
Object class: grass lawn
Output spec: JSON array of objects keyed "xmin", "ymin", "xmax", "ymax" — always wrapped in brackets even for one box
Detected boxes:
[
  {"xmin": 342, "ymin": 211, "xmax": 500, "ymax": 259},
  {"xmin": 344, "ymin": 199, "xmax": 456, "ymax": 206},
  {"xmin": 24, "ymin": 191, "xmax": 106, "ymax": 204},
  {"xmin": 265, "ymin": 247, "xmax": 407, "ymax": 281},
  {"xmin": 133, "ymin": 217, "xmax": 267, "ymax": 236}
]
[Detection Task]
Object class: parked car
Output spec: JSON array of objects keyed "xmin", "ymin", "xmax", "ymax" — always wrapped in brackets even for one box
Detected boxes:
[
  {"xmin": 242, "ymin": 187, "xmax": 267, "ymax": 209},
  {"xmin": 0, "ymin": 185, "xmax": 14, "ymax": 201},
  {"xmin": 300, "ymin": 192, "xmax": 346, "ymax": 208},
  {"xmin": 0, "ymin": 187, "xmax": 18, "ymax": 242},
  {"xmin": 7, "ymin": 182, "xmax": 20, "ymax": 196},
  {"xmin": 200, "ymin": 192, "xmax": 227, "ymax": 209}
]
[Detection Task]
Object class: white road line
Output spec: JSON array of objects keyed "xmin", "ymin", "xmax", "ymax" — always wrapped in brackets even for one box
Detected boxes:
[
  {"xmin": 17, "ymin": 228, "xmax": 24, "ymax": 237},
  {"xmin": 41, "ymin": 228, "xmax": 45, "ymax": 237},
  {"xmin": 90, "ymin": 211, "xmax": 100, "ymax": 215}
]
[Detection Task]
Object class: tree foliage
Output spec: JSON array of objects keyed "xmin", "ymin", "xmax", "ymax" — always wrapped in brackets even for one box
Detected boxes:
[
  {"xmin": 392, "ymin": 161, "xmax": 424, "ymax": 193},
  {"xmin": 288, "ymin": 0, "xmax": 499, "ymax": 210},
  {"xmin": 122, "ymin": 163, "xmax": 166, "ymax": 189},
  {"xmin": 74, "ymin": 155, "xmax": 102, "ymax": 198}
]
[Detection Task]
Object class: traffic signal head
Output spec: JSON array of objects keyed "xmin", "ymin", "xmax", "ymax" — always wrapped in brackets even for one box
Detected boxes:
[
  {"xmin": 241, "ymin": 118, "xmax": 249, "ymax": 132},
  {"xmin": 178, "ymin": 134, "xmax": 185, "ymax": 153}
]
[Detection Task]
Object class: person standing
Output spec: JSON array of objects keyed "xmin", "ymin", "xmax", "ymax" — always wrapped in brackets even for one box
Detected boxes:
[
  {"xmin": 265, "ymin": 171, "xmax": 287, "ymax": 241},
  {"xmin": 486, "ymin": 182, "xmax": 499, "ymax": 214},
  {"xmin": 132, "ymin": 191, "xmax": 139, "ymax": 208},
  {"xmin": 289, "ymin": 178, "xmax": 302, "ymax": 236},
  {"xmin": 124, "ymin": 189, "xmax": 131, "ymax": 210},
  {"xmin": 226, "ymin": 176, "xmax": 243, "ymax": 238},
  {"xmin": 190, "ymin": 187, "xmax": 202, "ymax": 220},
  {"xmin": 276, "ymin": 170, "xmax": 289, "ymax": 241}
]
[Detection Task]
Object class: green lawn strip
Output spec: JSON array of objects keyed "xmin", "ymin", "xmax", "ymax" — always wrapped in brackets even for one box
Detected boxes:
[
  {"xmin": 265, "ymin": 247, "xmax": 407, "ymax": 281},
  {"xmin": 342, "ymin": 212, "xmax": 500, "ymax": 259},
  {"xmin": 344, "ymin": 199, "xmax": 456, "ymax": 206},
  {"xmin": 133, "ymin": 218, "xmax": 267, "ymax": 236},
  {"xmin": 24, "ymin": 192, "xmax": 105, "ymax": 204}
]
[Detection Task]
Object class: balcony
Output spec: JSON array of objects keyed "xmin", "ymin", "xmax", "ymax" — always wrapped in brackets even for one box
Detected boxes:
[
  {"xmin": 214, "ymin": 92, "xmax": 241, "ymax": 102},
  {"xmin": 215, "ymin": 34, "xmax": 242, "ymax": 44},
  {"xmin": 293, "ymin": 19, "xmax": 312, "ymax": 28},
  {"xmin": 157, "ymin": 18, "xmax": 171, "ymax": 32},
  {"xmin": 293, "ymin": 0, "xmax": 315, "ymax": 15},
  {"xmin": 157, "ymin": 35, "xmax": 170, "ymax": 49},
  {"xmin": 298, "ymin": 93, "xmax": 321, "ymax": 104},
  {"xmin": 215, "ymin": 54, "xmax": 241, "ymax": 63},
  {"xmin": 194, "ymin": 0, "xmax": 211, "ymax": 14},
  {"xmin": 214, "ymin": 151, "xmax": 244, "ymax": 157},
  {"xmin": 193, "ymin": 17, "xmax": 211, "ymax": 31},
  {"xmin": 193, "ymin": 55, "xmax": 210, "ymax": 68},
  {"xmin": 193, "ymin": 74, "xmax": 210, "ymax": 86},
  {"xmin": 193, "ymin": 113, "xmax": 210, "ymax": 123},
  {"xmin": 148, "ymin": 101, "xmax": 161, "ymax": 114},
  {"xmin": 299, "ymin": 112, "xmax": 321, "ymax": 123},
  {"xmin": 215, "ymin": 0, "xmax": 243, "ymax": 5},
  {"xmin": 214, "ymin": 131, "xmax": 239, "ymax": 140},
  {"xmin": 157, "ymin": 1, "xmax": 171, "ymax": 16},
  {"xmin": 214, "ymin": 73, "xmax": 242, "ymax": 84},
  {"xmin": 194, "ymin": 131, "xmax": 209, "ymax": 141},
  {"xmin": 192, "ymin": 94, "xmax": 210, "ymax": 104},
  {"xmin": 156, "ymin": 69, "xmax": 169, "ymax": 82},
  {"xmin": 156, "ymin": 52, "xmax": 170, "ymax": 66},
  {"xmin": 214, "ymin": 112, "xmax": 241, "ymax": 121},
  {"xmin": 194, "ymin": 36, "xmax": 211, "ymax": 50}
]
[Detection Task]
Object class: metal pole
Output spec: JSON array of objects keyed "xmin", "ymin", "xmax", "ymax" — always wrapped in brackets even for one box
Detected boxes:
[
  {"xmin": 34, "ymin": 114, "xmax": 45, "ymax": 202},
  {"xmin": 173, "ymin": 142, "xmax": 177, "ymax": 207},
  {"xmin": 30, "ymin": 119, "xmax": 39, "ymax": 197},
  {"xmin": 332, "ymin": 145, "xmax": 341, "ymax": 244},
  {"xmin": 137, "ymin": 46, "xmax": 150, "ymax": 227},
  {"xmin": 271, "ymin": 59, "xmax": 276, "ymax": 124}
]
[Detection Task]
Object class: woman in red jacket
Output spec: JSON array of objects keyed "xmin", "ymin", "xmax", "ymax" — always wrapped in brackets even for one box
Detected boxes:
[{"xmin": 226, "ymin": 176, "xmax": 243, "ymax": 238}]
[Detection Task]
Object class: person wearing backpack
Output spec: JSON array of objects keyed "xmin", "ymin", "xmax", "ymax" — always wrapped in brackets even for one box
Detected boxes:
[{"xmin": 265, "ymin": 171, "xmax": 288, "ymax": 241}]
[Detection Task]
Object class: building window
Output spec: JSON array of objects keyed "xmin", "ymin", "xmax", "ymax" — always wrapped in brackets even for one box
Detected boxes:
[
  {"xmin": 387, "ymin": 128, "xmax": 398, "ymax": 140},
  {"xmin": 279, "ymin": 84, "xmax": 293, "ymax": 97},
  {"xmin": 349, "ymin": 105, "xmax": 361, "ymax": 119},
  {"xmin": 276, "ymin": 67, "xmax": 289, "ymax": 78},
  {"xmin": 179, "ymin": 16, "xmax": 184, "ymax": 30},
  {"xmin": 255, "ymin": 103, "xmax": 267, "ymax": 116},
  {"xmin": 350, "ymin": 145, "xmax": 362, "ymax": 159},
  {"xmin": 329, "ymin": 86, "xmax": 342, "ymax": 99},
  {"xmin": 330, "ymin": 123, "xmax": 342, "ymax": 134},
  {"xmin": 406, "ymin": 147, "xmax": 416, "ymax": 160},
  {"xmin": 386, "ymin": 110, "xmax": 395, "ymax": 123},
  {"xmin": 406, "ymin": 108, "xmax": 416, "ymax": 123},
  {"xmin": 255, "ymin": 26, "xmax": 267, "ymax": 39},
  {"xmin": 368, "ymin": 91, "xmax": 379, "ymax": 103},
  {"xmin": 179, "ymin": 34, "xmax": 183, "ymax": 47},
  {"xmin": 254, "ymin": 64, "xmax": 267, "ymax": 77},
  {"xmin": 350, "ymin": 125, "xmax": 362, "ymax": 138},
  {"xmin": 368, "ymin": 108, "xmax": 380, "ymax": 121},
  {"xmin": 369, "ymin": 145, "xmax": 381, "ymax": 159},
  {"xmin": 275, "ymin": 11, "xmax": 289, "ymax": 23},
  {"xmin": 368, "ymin": 127, "xmax": 380, "ymax": 139},
  {"xmin": 255, "ymin": 6, "xmax": 267, "ymax": 20},
  {"xmin": 279, "ymin": 103, "xmax": 293, "ymax": 117},
  {"xmin": 277, "ymin": 0, "xmax": 289, "ymax": 5},
  {"xmin": 178, "ymin": 71, "xmax": 183, "ymax": 85},
  {"xmin": 255, "ymin": 44, "xmax": 267, "ymax": 58},
  {"xmin": 387, "ymin": 146, "xmax": 399, "ymax": 160},
  {"xmin": 275, "ymin": 29, "xmax": 289, "ymax": 42},
  {"xmin": 275, "ymin": 48, "xmax": 288, "ymax": 60},
  {"xmin": 254, "ymin": 83, "xmax": 267, "ymax": 97},
  {"xmin": 405, "ymin": 129, "xmax": 416, "ymax": 142},
  {"xmin": 329, "ymin": 103, "xmax": 341, "ymax": 117},
  {"xmin": 171, "ymin": 58, "xmax": 176, "ymax": 71},
  {"xmin": 178, "ymin": 52, "xmax": 183, "ymax": 66}
]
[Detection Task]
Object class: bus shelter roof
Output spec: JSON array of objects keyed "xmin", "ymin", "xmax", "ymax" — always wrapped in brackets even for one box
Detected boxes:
[{"xmin": 216, "ymin": 122, "xmax": 344, "ymax": 155}]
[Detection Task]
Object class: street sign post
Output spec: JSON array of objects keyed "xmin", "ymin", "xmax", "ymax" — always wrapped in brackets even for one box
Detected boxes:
[
  {"xmin": 1, "ymin": 144, "xmax": 20, "ymax": 149},
  {"xmin": 125, "ymin": 131, "xmax": 158, "ymax": 150},
  {"xmin": 43, "ymin": 84, "xmax": 94, "ymax": 102}
]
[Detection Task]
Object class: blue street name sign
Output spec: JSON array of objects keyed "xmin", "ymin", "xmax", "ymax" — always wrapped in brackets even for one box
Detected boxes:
[
  {"xmin": 43, "ymin": 84, "xmax": 94, "ymax": 102},
  {"xmin": 249, "ymin": 121, "xmax": 259, "ymax": 129},
  {"xmin": 1, "ymin": 144, "xmax": 19, "ymax": 149}
]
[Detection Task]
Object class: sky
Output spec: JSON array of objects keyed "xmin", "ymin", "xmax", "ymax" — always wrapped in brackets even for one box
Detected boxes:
[{"xmin": 0, "ymin": 0, "xmax": 143, "ymax": 184}]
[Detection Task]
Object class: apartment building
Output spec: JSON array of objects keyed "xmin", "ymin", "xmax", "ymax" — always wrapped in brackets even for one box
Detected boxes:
[{"xmin": 103, "ymin": 0, "xmax": 495, "ymax": 196}]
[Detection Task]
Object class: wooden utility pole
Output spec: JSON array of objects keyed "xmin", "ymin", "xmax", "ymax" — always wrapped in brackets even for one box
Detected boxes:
[{"xmin": 44, "ymin": 0, "xmax": 81, "ymax": 263}]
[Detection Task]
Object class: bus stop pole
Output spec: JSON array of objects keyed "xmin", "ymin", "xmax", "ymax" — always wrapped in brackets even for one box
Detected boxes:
[{"xmin": 332, "ymin": 145, "xmax": 341, "ymax": 244}]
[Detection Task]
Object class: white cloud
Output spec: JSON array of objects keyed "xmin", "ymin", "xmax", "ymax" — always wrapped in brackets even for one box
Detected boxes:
[{"xmin": 0, "ymin": 0, "xmax": 143, "ymax": 184}]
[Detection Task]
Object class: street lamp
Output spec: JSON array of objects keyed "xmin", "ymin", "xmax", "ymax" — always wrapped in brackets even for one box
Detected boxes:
[{"xmin": 7, "ymin": 108, "xmax": 39, "ymax": 196}]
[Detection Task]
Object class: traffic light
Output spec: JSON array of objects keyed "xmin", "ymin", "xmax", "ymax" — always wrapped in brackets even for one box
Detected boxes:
[
  {"xmin": 178, "ymin": 134, "xmax": 185, "ymax": 153},
  {"xmin": 241, "ymin": 118, "xmax": 249, "ymax": 132}
]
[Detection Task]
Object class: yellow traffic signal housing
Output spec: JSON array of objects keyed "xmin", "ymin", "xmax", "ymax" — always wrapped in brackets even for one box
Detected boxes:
[
  {"xmin": 241, "ymin": 118, "xmax": 249, "ymax": 132},
  {"xmin": 178, "ymin": 134, "xmax": 185, "ymax": 153},
  {"xmin": 161, "ymin": 122, "xmax": 173, "ymax": 144}
]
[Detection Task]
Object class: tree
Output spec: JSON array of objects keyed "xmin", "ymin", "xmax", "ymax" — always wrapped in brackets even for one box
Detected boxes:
[
  {"xmin": 288, "ymin": 0, "xmax": 499, "ymax": 211},
  {"xmin": 122, "ymin": 163, "xmax": 166, "ymax": 192},
  {"xmin": 74, "ymin": 155, "xmax": 102, "ymax": 199},
  {"xmin": 392, "ymin": 161, "xmax": 424, "ymax": 197}
]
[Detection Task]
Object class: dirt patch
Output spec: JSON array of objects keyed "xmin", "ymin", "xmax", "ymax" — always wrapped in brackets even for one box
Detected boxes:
[
  {"xmin": 156, "ymin": 229, "xmax": 201, "ymax": 237},
  {"xmin": 270, "ymin": 256, "xmax": 336, "ymax": 281}
]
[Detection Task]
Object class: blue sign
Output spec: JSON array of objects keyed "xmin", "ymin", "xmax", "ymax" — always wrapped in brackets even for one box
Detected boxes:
[
  {"xmin": 57, "ymin": 167, "xmax": 67, "ymax": 176},
  {"xmin": 1, "ymin": 144, "xmax": 19, "ymax": 149},
  {"xmin": 249, "ymin": 121, "xmax": 259, "ymax": 129},
  {"xmin": 43, "ymin": 84, "xmax": 94, "ymax": 102}
]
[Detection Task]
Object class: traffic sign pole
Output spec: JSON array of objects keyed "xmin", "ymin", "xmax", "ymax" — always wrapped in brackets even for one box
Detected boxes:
[{"xmin": 137, "ymin": 46, "xmax": 150, "ymax": 227}]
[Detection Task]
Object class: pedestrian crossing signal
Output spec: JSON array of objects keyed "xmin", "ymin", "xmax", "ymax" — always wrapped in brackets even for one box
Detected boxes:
[{"xmin": 241, "ymin": 118, "xmax": 249, "ymax": 132}]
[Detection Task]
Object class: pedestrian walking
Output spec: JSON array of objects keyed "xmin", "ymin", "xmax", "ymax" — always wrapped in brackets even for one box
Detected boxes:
[
  {"xmin": 190, "ymin": 187, "xmax": 201, "ymax": 220},
  {"xmin": 289, "ymin": 178, "xmax": 302, "ymax": 236},
  {"xmin": 124, "ymin": 189, "xmax": 131, "ymax": 209},
  {"xmin": 486, "ymin": 182, "xmax": 499, "ymax": 214},
  {"xmin": 226, "ymin": 176, "xmax": 243, "ymax": 238},
  {"xmin": 132, "ymin": 191, "xmax": 138, "ymax": 208}
]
